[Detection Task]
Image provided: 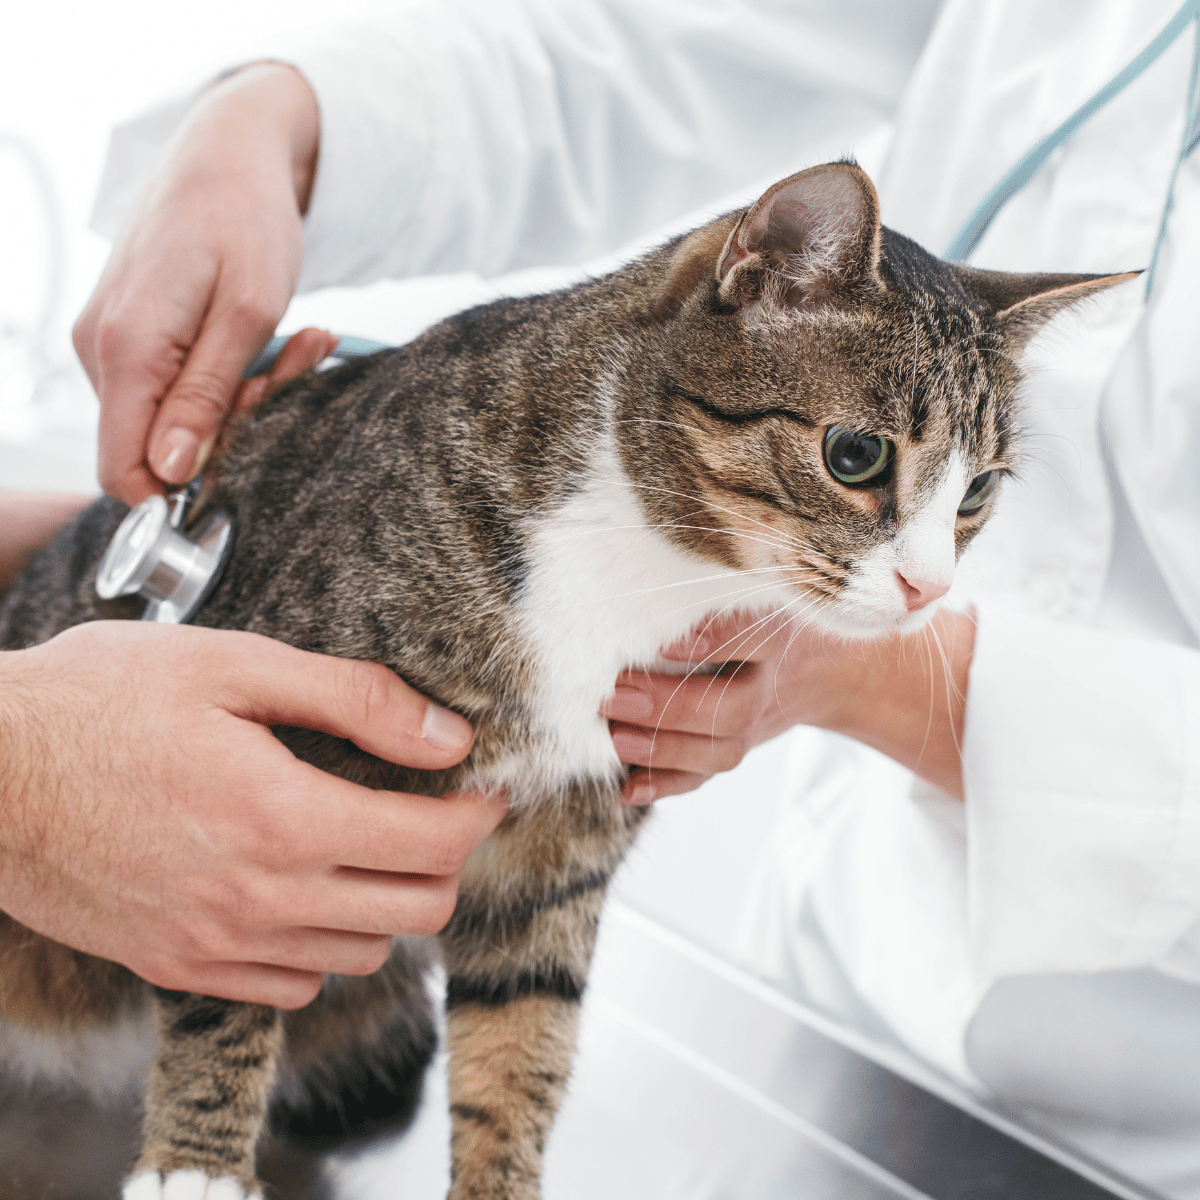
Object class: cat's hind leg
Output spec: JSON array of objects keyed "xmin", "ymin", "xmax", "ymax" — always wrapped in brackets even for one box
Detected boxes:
[
  {"xmin": 124, "ymin": 992, "xmax": 283, "ymax": 1200},
  {"xmin": 269, "ymin": 937, "xmax": 438, "ymax": 1152}
]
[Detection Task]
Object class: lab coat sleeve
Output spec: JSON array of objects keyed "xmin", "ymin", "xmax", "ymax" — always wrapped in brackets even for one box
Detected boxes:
[
  {"xmin": 963, "ymin": 602, "xmax": 1200, "ymax": 978},
  {"xmin": 91, "ymin": 0, "xmax": 943, "ymax": 290}
]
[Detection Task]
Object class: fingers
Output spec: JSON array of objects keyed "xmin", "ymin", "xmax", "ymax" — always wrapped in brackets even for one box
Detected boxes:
[
  {"xmin": 146, "ymin": 295, "xmax": 281, "ymax": 486},
  {"xmin": 140, "ymin": 958, "xmax": 326, "ymax": 1010},
  {"xmin": 602, "ymin": 663, "xmax": 762, "ymax": 739},
  {"xmin": 83, "ymin": 309, "xmax": 188, "ymax": 503},
  {"xmin": 77, "ymin": 65, "xmax": 313, "ymax": 503},
  {"xmin": 611, "ymin": 721, "xmax": 747, "ymax": 793},
  {"xmin": 281, "ymin": 770, "xmax": 508, "ymax": 878},
  {"xmin": 661, "ymin": 610, "xmax": 790, "ymax": 665},
  {"xmin": 621, "ymin": 767, "xmax": 710, "ymax": 806},
  {"xmin": 232, "ymin": 327, "xmax": 339, "ymax": 414},
  {"xmin": 141, "ymin": 929, "xmax": 395, "ymax": 993},
  {"xmin": 218, "ymin": 634, "xmax": 478, "ymax": 768},
  {"xmin": 262, "ymin": 328, "xmax": 340, "ymax": 393}
]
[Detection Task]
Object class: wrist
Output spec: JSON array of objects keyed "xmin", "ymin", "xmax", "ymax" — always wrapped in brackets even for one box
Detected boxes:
[
  {"xmin": 186, "ymin": 61, "xmax": 320, "ymax": 214},
  {"xmin": 809, "ymin": 607, "xmax": 975, "ymax": 799}
]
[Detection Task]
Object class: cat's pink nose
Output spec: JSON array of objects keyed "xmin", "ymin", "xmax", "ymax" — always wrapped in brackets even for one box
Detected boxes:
[{"xmin": 896, "ymin": 570, "xmax": 950, "ymax": 612}]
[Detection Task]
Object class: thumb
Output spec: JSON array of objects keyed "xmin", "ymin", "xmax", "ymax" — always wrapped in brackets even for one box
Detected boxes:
[
  {"xmin": 147, "ymin": 297, "xmax": 278, "ymax": 485},
  {"xmin": 216, "ymin": 633, "xmax": 477, "ymax": 771}
]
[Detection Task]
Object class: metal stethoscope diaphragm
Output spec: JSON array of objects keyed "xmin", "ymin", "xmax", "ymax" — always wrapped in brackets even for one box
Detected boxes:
[
  {"xmin": 95, "ymin": 480, "xmax": 233, "ymax": 624},
  {"xmin": 93, "ymin": 333, "xmax": 390, "ymax": 625}
]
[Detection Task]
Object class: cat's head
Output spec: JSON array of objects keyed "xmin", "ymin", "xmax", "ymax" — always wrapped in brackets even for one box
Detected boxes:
[{"xmin": 622, "ymin": 162, "xmax": 1135, "ymax": 638}]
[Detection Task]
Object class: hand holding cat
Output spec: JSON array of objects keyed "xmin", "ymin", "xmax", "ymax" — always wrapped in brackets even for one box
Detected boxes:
[
  {"xmin": 0, "ymin": 621, "xmax": 506, "ymax": 1008},
  {"xmin": 73, "ymin": 63, "xmax": 319, "ymax": 505},
  {"xmin": 606, "ymin": 608, "xmax": 975, "ymax": 803}
]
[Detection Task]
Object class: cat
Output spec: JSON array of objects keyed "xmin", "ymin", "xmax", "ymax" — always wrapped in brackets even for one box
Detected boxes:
[{"xmin": 0, "ymin": 162, "xmax": 1132, "ymax": 1200}]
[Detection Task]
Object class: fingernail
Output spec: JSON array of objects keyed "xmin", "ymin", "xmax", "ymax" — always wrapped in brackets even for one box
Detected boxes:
[
  {"xmin": 194, "ymin": 435, "xmax": 214, "ymax": 473},
  {"xmin": 240, "ymin": 377, "xmax": 268, "ymax": 408},
  {"xmin": 688, "ymin": 636, "xmax": 713, "ymax": 659},
  {"xmin": 422, "ymin": 702, "xmax": 473, "ymax": 751},
  {"xmin": 600, "ymin": 685, "xmax": 653, "ymax": 719},
  {"xmin": 155, "ymin": 429, "xmax": 200, "ymax": 483},
  {"xmin": 628, "ymin": 782, "xmax": 656, "ymax": 806}
]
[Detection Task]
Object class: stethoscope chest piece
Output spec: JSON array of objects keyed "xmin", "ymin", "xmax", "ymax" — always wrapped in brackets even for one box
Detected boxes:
[{"xmin": 96, "ymin": 485, "xmax": 233, "ymax": 624}]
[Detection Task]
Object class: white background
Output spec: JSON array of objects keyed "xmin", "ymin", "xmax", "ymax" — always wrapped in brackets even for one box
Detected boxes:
[{"xmin": 0, "ymin": 0, "xmax": 393, "ymax": 483}]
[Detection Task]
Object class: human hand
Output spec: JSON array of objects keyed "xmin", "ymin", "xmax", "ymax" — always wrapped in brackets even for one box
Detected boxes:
[
  {"xmin": 603, "ymin": 613, "xmax": 824, "ymax": 804},
  {"xmin": 603, "ymin": 607, "xmax": 974, "ymax": 804},
  {"xmin": 73, "ymin": 62, "xmax": 320, "ymax": 504},
  {"xmin": 0, "ymin": 622, "xmax": 506, "ymax": 1008}
]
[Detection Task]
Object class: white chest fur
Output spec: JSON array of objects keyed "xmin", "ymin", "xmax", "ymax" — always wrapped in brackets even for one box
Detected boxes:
[{"xmin": 469, "ymin": 444, "xmax": 795, "ymax": 803}]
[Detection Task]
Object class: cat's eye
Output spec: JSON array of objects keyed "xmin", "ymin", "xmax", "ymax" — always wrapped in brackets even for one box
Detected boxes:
[
  {"xmin": 958, "ymin": 470, "xmax": 1000, "ymax": 515},
  {"xmin": 823, "ymin": 427, "xmax": 892, "ymax": 486}
]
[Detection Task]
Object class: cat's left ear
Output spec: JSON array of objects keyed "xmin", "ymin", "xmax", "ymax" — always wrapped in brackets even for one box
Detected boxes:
[
  {"xmin": 953, "ymin": 264, "xmax": 1141, "ymax": 349},
  {"xmin": 716, "ymin": 162, "xmax": 883, "ymax": 310}
]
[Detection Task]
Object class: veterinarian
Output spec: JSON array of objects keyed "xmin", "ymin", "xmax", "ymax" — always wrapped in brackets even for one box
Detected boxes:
[{"xmin": 31, "ymin": 0, "xmax": 1200, "ymax": 1193}]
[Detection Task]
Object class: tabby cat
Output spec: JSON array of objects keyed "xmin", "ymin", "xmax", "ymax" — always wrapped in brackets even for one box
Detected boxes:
[{"xmin": 0, "ymin": 163, "xmax": 1131, "ymax": 1199}]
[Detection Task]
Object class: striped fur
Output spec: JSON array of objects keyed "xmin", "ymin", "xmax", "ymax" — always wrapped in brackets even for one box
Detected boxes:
[{"xmin": 0, "ymin": 164, "xmax": 1133, "ymax": 1197}]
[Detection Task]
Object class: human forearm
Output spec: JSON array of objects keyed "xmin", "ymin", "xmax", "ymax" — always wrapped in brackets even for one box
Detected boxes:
[
  {"xmin": 819, "ymin": 608, "xmax": 974, "ymax": 800},
  {"xmin": 0, "ymin": 490, "xmax": 91, "ymax": 592}
]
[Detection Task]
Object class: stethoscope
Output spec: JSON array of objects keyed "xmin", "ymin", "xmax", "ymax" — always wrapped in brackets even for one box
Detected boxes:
[
  {"xmin": 96, "ymin": 4, "xmax": 1200, "ymax": 623},
  {"xmin": 946, "ymin": 0, "xmax": 1200, "ymax": 287},
  {"xmin": 94, "ymin": 335, "xmax": 390, "ymax": 624}
]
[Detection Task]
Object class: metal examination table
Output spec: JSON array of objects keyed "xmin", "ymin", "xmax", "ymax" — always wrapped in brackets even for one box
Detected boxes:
[{"xmin": 335, "ymin": 899, "xmax": 1160, "ymax": 1200}]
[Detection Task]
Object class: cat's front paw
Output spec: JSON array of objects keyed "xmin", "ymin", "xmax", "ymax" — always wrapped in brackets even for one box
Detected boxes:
[{"xmin": 123, "ymin": 1171, "xmax": 261, "ymax": 1200}]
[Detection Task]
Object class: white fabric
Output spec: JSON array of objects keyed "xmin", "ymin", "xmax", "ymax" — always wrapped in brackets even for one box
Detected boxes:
[
  {"xmin": 93, "ymin": 0, "xmax": 942, "ymax": 286},
  {"xmin": 91, "ymin": 0, "xmax": 1200, "ymax": 1190}
]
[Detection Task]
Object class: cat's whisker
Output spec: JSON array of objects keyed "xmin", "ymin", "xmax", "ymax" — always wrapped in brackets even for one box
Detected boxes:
[
  {"xmin": 924, "ymin": 611, "xmax": 970, "ymax": 765},
  {"xmin": 641, "ymin": 597, "xmax": 833, "ymax": 780},
  {"xmin": 528, "ymin": 566, "xmax": 816, "ymax": 619},
  {"xmin": 588, "ymin": 473, "xmax": 826, "ymax": 555},
  {"xmin": 908, "ymin": 624, "xmax": 939, "ymax": 770},
  {"xmin": 532, "ymin": 511, "xmax": 825, "ymax": 575},
  {"xmin": 639, "ymin": 604, "xmax": 793, "ymax": 776},
  {"xmin": 644, "ymin": 578, "xmax": 826, "ymax": 642},
  {"xmin": 536, "ymin": 515, "xmax": 811, "ymax": 559},
  {"xmin": 969, "ymin": 342, "xmax": 1024, "ymax": 370}
]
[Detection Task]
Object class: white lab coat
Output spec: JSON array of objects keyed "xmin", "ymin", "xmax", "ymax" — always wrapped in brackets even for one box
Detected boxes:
[{"xmin": 95, "ymin": 0, "xmax": 1200, "ymax": 1191}]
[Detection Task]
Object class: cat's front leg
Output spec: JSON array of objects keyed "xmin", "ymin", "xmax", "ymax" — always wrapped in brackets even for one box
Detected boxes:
[
  {"xmin": 439, "ymin": 783, "xmax": 646, "ymax": 1200},
  {"xmin": 444, "ymin": 988, "xmax": 581, "ymax": 1200},
  {"xmin": 124, "ymin": 991, "xmax": 283, "ymax": 1200}
]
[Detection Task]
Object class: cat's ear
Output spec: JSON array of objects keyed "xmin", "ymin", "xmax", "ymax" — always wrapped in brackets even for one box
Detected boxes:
[
  {"xmin": 954, "ymin": 265, "xmax": 1140, "ymax": 349},
  {"xmin": 716, "ymin": 162, "xmax": 882, "ymax": 310}
]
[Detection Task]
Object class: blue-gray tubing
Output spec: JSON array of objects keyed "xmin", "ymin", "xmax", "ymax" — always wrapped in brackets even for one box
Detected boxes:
[
  {"xmin": 945, "ymin": 0, "xmax": 1200, "ymax": 265},
  {"xmin": 244, "ymin": 334, "xmax": 392, "ymax": 379}
]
